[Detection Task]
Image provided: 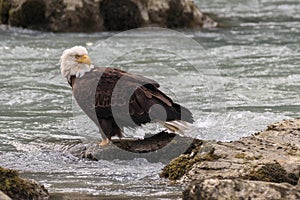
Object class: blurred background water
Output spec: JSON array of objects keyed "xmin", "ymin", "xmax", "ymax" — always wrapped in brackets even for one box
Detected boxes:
[{"xmin": 0, "ymin": 0, "xmax": 300, "ymax": 199}]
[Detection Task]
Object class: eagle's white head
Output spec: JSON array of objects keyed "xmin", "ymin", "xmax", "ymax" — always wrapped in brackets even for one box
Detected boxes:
[{"xmin": 60, "ymin": 46, "xmax": 94, "ymax": 82}]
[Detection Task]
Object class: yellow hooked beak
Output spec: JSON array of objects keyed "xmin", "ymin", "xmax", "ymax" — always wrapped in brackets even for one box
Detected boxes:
[{"xmin": 76, "ymin": 54, "xmax": 91, "ymax": 65}]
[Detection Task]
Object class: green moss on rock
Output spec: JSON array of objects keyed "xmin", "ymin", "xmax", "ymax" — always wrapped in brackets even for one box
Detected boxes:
[
  {"xmin": 0, "ymin": 167, "xmax": 48, "ymax": 200},
  {"xmin": 234, "ymin": 153, "xmax": 246, "ymax": 159},
  {"xmin": 160, "ymin": 154, "xmax": 191, "ymax": 181},
  {"xmin": 245, "ymin": 161, "xmax": 298, "ymax": 185},
  {"xmin": 160, "ymin": 140, "xmax": 220, "ymax": 181}
]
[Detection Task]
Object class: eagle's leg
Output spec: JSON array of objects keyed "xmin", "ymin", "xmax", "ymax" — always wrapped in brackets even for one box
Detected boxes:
[
  {"xmin": 99, "ymin": 130, "xmax": 110, "ymax": 147},
  {"xmin": 97, "ymin": 119, "xmax": 122, "ymax": 146},
  {"xmin": 99, "ymin": 137, "xmax": 110, "ymax": 146}
]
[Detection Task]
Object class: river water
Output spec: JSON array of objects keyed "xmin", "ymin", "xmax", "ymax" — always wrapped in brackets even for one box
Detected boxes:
[{"xmin": 0, "ymin": 0, "xmax": 300, "ymax": 199}]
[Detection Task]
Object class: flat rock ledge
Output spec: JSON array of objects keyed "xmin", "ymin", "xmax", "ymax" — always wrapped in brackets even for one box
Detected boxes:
[
  {"xmin": 0, "ymin": 167, "xmax": 49, "ymax": 200},
  {"xmin": 0, "ymin": 0, "xmax": 217, "ymax": 32},
  {"xmin": 160, "ymin": 118, "xmax": 300, "ymax": 199}
]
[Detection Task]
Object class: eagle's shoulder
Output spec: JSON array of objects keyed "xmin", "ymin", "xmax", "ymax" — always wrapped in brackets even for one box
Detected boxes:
[{"xmin": 98, "ymin": 67, "xmax": 160, "ymax": 88}]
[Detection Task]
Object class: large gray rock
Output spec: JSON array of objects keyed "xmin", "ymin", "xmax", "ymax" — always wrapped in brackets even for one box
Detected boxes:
[
  {"xmin": 0, "ymin": 0, "xmax": 217, "ymax": 32},
  {"xmin": 161, "ymin": 119, "xmax": 300, "ymax": 199},
  {"xmin": 183, "ymin": 179, "xmax": 300, "ymax": 200},
  {"xmin": 0, "ymin": 191, "xmax": 12, "ymax": 200},
  {"xmin": 161, "ymin": 119, "xmax": 300, "ymax": 183}
]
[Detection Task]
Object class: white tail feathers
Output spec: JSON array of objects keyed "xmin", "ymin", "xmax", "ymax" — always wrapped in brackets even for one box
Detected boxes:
[{"xmin": 163, "ymin": 120, "xmax": 192, "ymax": 134}]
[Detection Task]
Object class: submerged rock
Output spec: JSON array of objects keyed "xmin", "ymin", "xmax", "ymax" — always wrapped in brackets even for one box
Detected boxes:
[
  {"xmin": 68, "ymin": 131, "xmax": 195, "ymax": 163},
  {"xmin": 0, "ymin": 167, "xmax": 49, "ymax": 200},
  {"xmin": 0, "ymin": 0, "xmax": 217, "ymax": 32},
  {"xmin": 161, "ymin": 119, "xmax": 300, "ymax": 198}
]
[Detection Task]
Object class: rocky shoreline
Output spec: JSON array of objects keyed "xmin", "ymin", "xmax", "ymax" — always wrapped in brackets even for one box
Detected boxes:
[
  {"xmin": 2, "ymin": 119, "xmax": 300, "ymax": 199},
  {"xmin": 0, "ymin": 0, "xmax": 217, "ymax": 32},
  {"xmin": 67, "ymin": 118, "xmax": 300, "ymax": 199},
  {"xmin": 160, "ymin": 118, "xmax": 300, "ymax": 199}
]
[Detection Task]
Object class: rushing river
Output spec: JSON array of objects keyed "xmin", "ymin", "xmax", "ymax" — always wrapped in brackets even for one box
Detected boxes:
[{"xmin": 1, "ymin": 0, "xmax": 300, "ymax": 199}]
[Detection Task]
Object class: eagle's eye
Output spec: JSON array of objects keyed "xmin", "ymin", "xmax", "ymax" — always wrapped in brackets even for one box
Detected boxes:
[{"xmin": 74, "ymin": 55, "xmax": 80, "ymax": 59}]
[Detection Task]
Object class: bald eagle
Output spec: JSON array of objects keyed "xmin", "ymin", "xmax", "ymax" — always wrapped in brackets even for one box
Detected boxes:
[{"xmin": 60, "ymin": 46, "xmax": 193, "ymax": 146}]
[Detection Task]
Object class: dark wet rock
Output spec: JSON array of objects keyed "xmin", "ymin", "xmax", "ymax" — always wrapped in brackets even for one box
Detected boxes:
[
  {"xmin": 9, "ymin": 0, "xmax": 47, "ymax": 30},
  {"xmin": 0, "ymin": 166, "xmax": 49, "ymax": 200},
  {"xmin": 161, "ymin": 118, "xmax": 300, "ymax": 198},
  {"xmin": 68, "ymin": 131, "xmax": 195, "ymax": 163},
  {"xmin": 182, "ymin": 179, "xmax": 300, "ymax": 200},
  {"xmin": 1, "ymin": 0, "xmax": 217, "ymax": 32},
  {"xmin": 45, "ymin": 0, "xmax": 104, "ymax": 32},
  {"xmin": 100, "ymin": 0, "xmax": 144, "ymax": 31},
  {"xmin": 0, "ymin": 0, "xmax": 11, "ymax": 24}
]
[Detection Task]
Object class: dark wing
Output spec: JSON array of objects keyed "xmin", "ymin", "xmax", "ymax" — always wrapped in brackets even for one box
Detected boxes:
[{"xmin": 71, "ymin": 67, "xmax": 193, "ymax": 138}]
